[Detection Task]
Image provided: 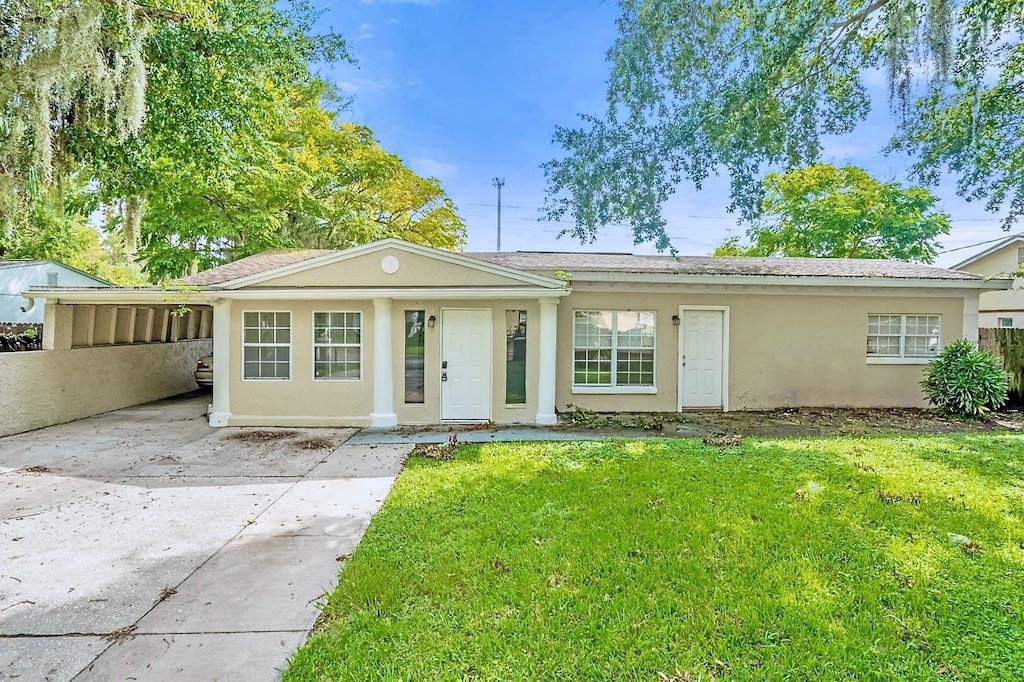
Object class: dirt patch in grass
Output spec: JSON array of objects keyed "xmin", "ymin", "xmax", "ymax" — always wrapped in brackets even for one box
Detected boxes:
[
  {"xmin": 230, "ymin": 429, "xmax": 298, "ymax": 443},
  {"xmin": 558, "ymin": 404, "xmax": 1024, "ymax": 438},
  {"xmin": 20, "ymin": 466, "xmax": 51, "ymax": 474}
]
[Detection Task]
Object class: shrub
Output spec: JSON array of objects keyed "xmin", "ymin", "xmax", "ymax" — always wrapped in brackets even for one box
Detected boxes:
[{"xmin": 921, "ymin": 339, "xmax": 1009, "ymax": 417}]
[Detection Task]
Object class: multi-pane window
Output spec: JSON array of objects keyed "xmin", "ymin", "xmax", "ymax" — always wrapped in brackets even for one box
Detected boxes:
[
  {"xmin": 573, "ymin": 311, "xmax": 655, "ymax": 388},
  {"xmin": 313, "ymin": 312, "xmax": 361, "ymax": 380},
  {"xmin": 505, "ymin": 310, "xmax": 527, "ymax": 404},
  {"xmin": 999, "ymin": 317, "xmax": 1014, "ymax": 328},
  {"xmin": 405, "ymin": 311, "xmax": 425, "ymax": 403},
  {"xmin": 243, "ymin": 312, "xmax": 291, "ymax": 380},
  {"xmin": 867, "ymin": 314, "xmax": 941, "ymax": 359}
]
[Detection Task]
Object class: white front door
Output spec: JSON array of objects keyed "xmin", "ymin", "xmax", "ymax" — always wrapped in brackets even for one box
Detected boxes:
[
  {"xmin": 679, "ymin": 308, "xmax": 726, "ymax": 409},
  {"xmin": 441, "ymin": 309, "xmax": 492, "ymax": 421}
]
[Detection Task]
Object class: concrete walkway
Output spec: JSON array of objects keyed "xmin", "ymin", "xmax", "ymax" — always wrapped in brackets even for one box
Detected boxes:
[{"xmin": 0, "ymin": 395, "xmax": 411, "ymax": 681}]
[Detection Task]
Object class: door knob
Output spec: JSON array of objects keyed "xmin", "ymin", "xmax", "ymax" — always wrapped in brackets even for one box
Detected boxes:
[{"xmin": 441, "ymin": 372, "xmax": 447, "ymax": 382}]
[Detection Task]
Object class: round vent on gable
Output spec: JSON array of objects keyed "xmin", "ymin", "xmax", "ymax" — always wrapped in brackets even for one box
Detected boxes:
[{"xmin": 381, "ymin": 255, "xmax": 400, "ymax": 274}]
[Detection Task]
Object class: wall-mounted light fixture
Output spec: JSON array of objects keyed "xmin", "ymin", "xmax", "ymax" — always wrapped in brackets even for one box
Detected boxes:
[
  {"xmin": 427, "ymin": 315, "xmax": 436, "ymax": 328},
  {"xmin": 672, "ymin": 315, "xmax": 681, "ymax": 326}
]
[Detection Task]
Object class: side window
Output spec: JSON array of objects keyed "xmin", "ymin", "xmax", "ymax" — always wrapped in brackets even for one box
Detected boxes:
[
  {"xmin": 405, "ymin": 311, "xmax": 425, "ymax": 403},
  {"xmin": 505, "ymin": 310, "xmax": 527, "ymax": 404}
]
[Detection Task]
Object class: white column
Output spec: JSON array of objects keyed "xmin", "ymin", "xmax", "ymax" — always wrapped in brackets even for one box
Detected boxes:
[
  {"xmin": 370, "ymin": 297, "xmax": 398, "ymax": 428},
  {"xmin": 209, "ymin": 300, "xmax": 232, "ymax": 427},
  {"xmin": 536, "ymin": 298, "xmax": 559, "ymax": 425},
  {"xmin": 963, "ymin": 291, "xmax": 980, "ymax": 344}
]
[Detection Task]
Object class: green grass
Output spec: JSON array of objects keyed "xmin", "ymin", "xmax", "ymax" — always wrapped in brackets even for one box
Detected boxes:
[{"xmin": 285, "ymin": 435, "xmax": 1024, "ymax": 681}]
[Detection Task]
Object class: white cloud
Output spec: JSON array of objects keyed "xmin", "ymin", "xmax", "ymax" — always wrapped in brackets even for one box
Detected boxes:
[
  {"xmin": 410, "ymin": 158, "xmax": 458, "ymax": 181},
  {"xmin": 359, "ymin": 32, "xmax": 375, "ymax": 40},
  {"xmin": 359, "ymin": 22, "xmax": 371, "ymax": 31},
  {"xmin": 388, "ymin": 18, "xmax": 400, "ymax": 23}
]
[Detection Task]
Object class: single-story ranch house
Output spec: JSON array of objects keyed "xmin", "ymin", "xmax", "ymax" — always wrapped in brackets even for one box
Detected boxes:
[{"xmin": 23, "ymin": 239, "xmax": 1010, "ymax": 428}]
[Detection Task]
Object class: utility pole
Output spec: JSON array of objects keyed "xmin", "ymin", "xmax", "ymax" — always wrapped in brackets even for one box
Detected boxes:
[{"xmin": 492, "ymin": 177, "xmax": 505, "ymax": 251}]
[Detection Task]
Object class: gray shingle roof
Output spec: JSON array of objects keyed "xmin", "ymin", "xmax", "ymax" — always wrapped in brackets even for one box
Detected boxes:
[
  {"xmin": 176, "ymin": 249, "xmax": 335, "ymax": 286},
  {"xmin": 175, "ymin": 247, "xmax": 986, "ymax": 287},
  {"xmin": 466, "ymin": 252, "xmax": 983, "ymax": 280}
]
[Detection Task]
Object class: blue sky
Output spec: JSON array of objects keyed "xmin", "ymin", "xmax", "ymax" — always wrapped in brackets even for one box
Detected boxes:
[{"xmin": 318, "ymin": 0, "xmax": 1010, "ymax": 267}]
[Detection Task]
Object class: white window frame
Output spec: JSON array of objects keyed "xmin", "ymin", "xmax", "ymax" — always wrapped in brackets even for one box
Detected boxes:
[
  {"xmin": 998, "ymin": 317, "xmax": 1014, "ymax": 328},
  {"xmin": 572, "ymin": 310, "xmax": 657, "ymax": 394},
  {"xmin": 865, "ymin": 314, "xmax": 941, "ymax": 365},
  {"xmin": 312, "ymin": 311, "xmax": 363, "ymax": 381},
  {"xmin": 241, "ymin": 310, "xmax": 292, "ymax": 381}
]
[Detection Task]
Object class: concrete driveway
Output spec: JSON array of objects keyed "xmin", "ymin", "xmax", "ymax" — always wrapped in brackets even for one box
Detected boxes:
[{"xmin": 0, "ymin": 394, "xmax": 411, "ymax": 681}]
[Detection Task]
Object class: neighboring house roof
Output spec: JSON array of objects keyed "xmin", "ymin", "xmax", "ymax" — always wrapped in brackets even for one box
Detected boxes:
[
  {"xmin": 178, "ymin": 249, "xmax": 336, "ymax": 286},
  {"xmin": 950, "ymin": 234, "xmax": 1024, "ymax": 271},
  {"xmin": 469, "ymin": 252, "xmax": 981, "ymax": 281},
  {"xmin": 0, "ymin": 259, "xmax": 114, "ymax": 286}
]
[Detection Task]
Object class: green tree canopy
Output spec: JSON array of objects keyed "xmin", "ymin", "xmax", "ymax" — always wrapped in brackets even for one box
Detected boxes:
[
  {"xmin": 544, "ymin": 0, "xmax": 1023, "ymax": 250},
  {"xmin": 713, "ymin": 164, "xmax": 950, "ymax": 262},
  {"xmin": 2, "ymin": 0, "xmax": 464, "ymax": 281}
]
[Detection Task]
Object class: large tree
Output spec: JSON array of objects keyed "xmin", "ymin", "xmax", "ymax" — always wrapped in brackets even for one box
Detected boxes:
[
  {"xmin": 2, "ymin": 0, "xmax": 463, "ymax": 280},
  {"xmin": 544, "ymin": 0, "xmax": 1024, "ymax": 250},
  {"xmin": 714, "ymin": 164, "xmax": 950, "ymax": 262},
  {"xmin": 138, "ymin": 82, "xmax": 465, "ymax": 280}
]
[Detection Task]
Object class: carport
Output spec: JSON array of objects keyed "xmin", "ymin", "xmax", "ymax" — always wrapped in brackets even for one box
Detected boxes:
[{"xmin": 2, "ymin": 287, "xmax": 214, "ymax": 437}]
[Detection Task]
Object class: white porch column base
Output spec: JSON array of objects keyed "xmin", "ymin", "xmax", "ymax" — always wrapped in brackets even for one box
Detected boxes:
[
  {"xmin": 536, "ymin": 298, "xmax": 559, "ymax": 426},
  {"xmin": 963, "ymin": 292, "xmax": 980, "ymax": 344},
  {"xmin": 370, "ymin": 297, "xmax": 398, "ymax": 429},
  {"xmin": 209, "ymin": 299, "xmax": 232, "ymax": 428}
]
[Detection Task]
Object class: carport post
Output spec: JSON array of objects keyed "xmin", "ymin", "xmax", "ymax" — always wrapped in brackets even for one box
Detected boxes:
[
  {"xmin": 536, "ymin": 298, "xmax": 558, "ymax": 425},
  {"xmin": 209, "ymin": 299, "xmax": 231, "ymax": 427},
  {"xmin": 370, "ymin": 297, "xmax": 398, "ymax": 428}
]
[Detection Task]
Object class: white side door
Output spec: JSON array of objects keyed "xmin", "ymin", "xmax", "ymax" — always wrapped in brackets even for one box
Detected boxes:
[
  {"xmin": 441, "ymin": 309, "xmax": 492, "ymax": 421},
  {"xmin": 679, "ymin": 308, "xmax": 725, "ymax": 409}
]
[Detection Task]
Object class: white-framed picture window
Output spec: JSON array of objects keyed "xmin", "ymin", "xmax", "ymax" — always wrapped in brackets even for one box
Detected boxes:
[
  {"xmin": 243, "ymin": 311, "xmax": 291, "ymax": 380},
  {"xmin": 313, "ymin": 312, "xmax": 362, "ymax": 380},
  {"xmin": 866, "ymin": 314, "xmax": 941, "ymax": 360},
  {"xmin": 998, "ymin": 317, "xmax": 1014, "ymax": 328},
  {"xmin": 573, "ymin": 310, "xmax": 655, "ymax": 389}
]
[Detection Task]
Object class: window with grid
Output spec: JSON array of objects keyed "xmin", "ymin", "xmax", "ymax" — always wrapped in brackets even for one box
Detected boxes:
[
  {"xmin": 243, "ymin": 312, "xmax": 291, "ymax": 380},
  {"xmin": 573, "ymin": 311, "xmax": 655, "ymax": 387},
  {"xmin": 313, "ymin": 312, "xmax": 361, "ymax": 380},
  {"xmin": 999, "ymin": 317, "xmax": 1014, "ymax": 328},
  {"xmin": 867, "ymin": 314, "xmax": 941, "ymax": 359}
]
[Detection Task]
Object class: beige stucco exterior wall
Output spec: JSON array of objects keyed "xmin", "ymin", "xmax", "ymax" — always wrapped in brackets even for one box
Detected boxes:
[
  {"xmin": 557, "ymin": 287, "xmax": 966, "ymax": 412},
  {"xmin": 252, "ymin": 247, "xmax": 539, "ymax": 289},
  {"xmin": 0, "ymin": 339, "xmax": 211, "ymax": 437},
  {"xmin": 226, "ymin": 297, "xmax": 542, "ymax": 427},
  {"xmin": 224, "ymin": 287, "xmax": 968, "ymax": 426}
]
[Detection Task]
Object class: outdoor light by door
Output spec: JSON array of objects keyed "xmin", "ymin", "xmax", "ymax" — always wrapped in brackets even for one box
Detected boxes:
[
  {"xmin": 427, "ymin": 315, "xmax": 436, "ymax": 328},
  {"xmin": 672, "ymin": 315, "xmax": 681, "ymax": 326}
]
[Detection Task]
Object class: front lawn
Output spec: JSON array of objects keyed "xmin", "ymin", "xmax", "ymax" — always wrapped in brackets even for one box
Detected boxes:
[{"xmin": 286, "ymin": 435, "xmax": 1024, "ymax": 681}]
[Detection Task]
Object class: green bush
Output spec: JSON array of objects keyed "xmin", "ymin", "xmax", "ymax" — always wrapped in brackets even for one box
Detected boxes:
[{"xmin": 921, "ymin": 339, "xmax": 1009, "ymax": 417}]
